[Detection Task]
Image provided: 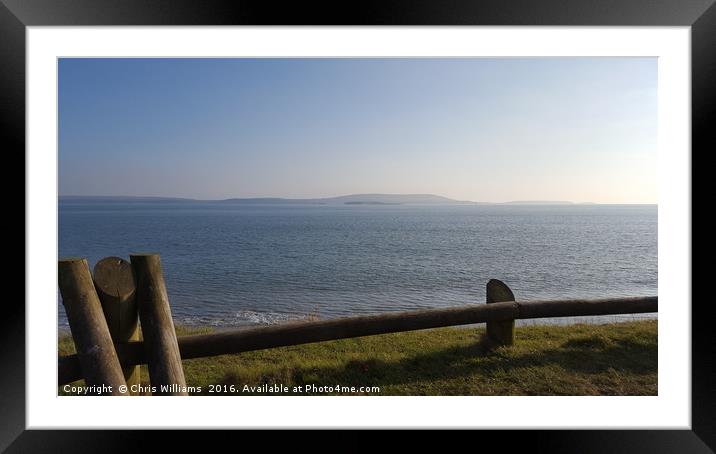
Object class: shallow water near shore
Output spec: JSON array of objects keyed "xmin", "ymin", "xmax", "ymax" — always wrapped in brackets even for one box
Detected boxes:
[{"xmin": 58, "ymin": 202, "xmax": 657, "ymax": 328}]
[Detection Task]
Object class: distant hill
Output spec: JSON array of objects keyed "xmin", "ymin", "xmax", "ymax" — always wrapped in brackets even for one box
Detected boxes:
[
  {"xmin": 60, "ymin": 195, "xmax": 594, "ymax": 206},
  {"xmin": 218, "ymin": 197, "xmax": 320, "ymax": 204},
  {"xmin": 329, "ymin": 194, "xmax": 481, "ymax": 205},
  {"xmin": 62, "ymin": 194, "xmax": 481, "ymax": 205},
  {"xmin": 59, "ymin": 195, "xmax": 195, "ymax": 203},
  {"xmin": 344, "ymin": 201, "xmax": 401, "ymax": 205},
  {"xmin": 502, "ymin": 200, "xmax": 574, "ymax": 205},
  {"xmin": 221, "ymin": 194, "xmax": 484, "ymax": 205}
]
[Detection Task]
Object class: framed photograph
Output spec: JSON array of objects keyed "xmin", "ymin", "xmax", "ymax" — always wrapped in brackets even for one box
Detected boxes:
[{"xmin": 7, "ymin": 0, "xmax": 711, "ymax": 450}]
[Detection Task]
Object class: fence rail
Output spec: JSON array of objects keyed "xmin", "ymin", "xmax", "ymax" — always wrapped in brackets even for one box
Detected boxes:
[{"xmin": 58, "ymin": 295, "xmax": 657, "ymax": 386}]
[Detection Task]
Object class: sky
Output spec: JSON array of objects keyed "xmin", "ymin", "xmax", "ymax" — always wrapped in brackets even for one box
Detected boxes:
[{"xmin": 59, "ymin": 58, "xmax": 657, "ymax": 203}]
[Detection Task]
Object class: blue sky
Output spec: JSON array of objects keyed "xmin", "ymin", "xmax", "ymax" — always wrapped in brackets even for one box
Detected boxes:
[{"xmin": 59, "ymin": 58, "xmax": 657, "ymax": 203}]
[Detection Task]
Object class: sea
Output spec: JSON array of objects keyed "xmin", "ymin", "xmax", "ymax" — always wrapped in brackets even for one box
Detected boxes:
[{"xmin": 58, "ymin": 202, "xmax": 657, "ymax": 328}]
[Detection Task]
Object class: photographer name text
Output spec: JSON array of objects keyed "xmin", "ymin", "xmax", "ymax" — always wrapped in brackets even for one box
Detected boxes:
[{"xmin": 62, "ymin": 383, "xmax": 381, "ymax": 395}]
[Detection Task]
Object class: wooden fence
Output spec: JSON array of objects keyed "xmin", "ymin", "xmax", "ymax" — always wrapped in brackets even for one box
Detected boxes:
[{"xmin": 57, "ymin": 254, "xmax": 658, "ymax": 393}]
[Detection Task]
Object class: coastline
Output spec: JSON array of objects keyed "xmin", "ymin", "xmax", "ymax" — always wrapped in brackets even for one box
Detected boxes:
[{"xmin": 57, "ymin": 311, "xmax": 658, "ymax": 334}]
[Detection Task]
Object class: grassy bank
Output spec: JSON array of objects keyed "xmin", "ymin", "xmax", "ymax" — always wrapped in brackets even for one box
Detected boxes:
[{"xmin": 59, "ymin": 320, "xmax": 657, "ymax": 396}]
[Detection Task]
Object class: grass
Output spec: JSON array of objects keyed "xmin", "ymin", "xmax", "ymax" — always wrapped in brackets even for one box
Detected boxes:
[{"xmin": 59, "ymin": 320, "xmax": 657, "ymax": 396}]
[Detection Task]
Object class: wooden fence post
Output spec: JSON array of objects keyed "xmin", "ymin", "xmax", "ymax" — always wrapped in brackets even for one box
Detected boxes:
[
  {"xmin": 130, "ymin": 253, "xmax": 187, "ymax": 395},
  {"xmin": 58, "ymin": 258, "xmax": 129, "ymax": 395},
  {"xmin": 93, "ymin": 257, "xmax": 141, "ymax": 395},
  {"xmin": 485, "ymin": 279, "xmax": 516, "ymax": 347}
]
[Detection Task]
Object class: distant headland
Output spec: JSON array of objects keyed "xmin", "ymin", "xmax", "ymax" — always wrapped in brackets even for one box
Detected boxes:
[{"xmin": 58, "ymin": 194, "xmax": 612, "ymax": 205}]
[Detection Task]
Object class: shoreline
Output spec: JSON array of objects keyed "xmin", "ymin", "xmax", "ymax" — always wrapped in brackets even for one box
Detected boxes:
[{"xmin": 57, "ymin": 312, "xmax": 658, "ymax": 335}]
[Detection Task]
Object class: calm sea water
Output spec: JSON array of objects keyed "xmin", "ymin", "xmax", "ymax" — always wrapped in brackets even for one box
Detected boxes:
[{"xmin": 58, "ymin": 203, "xmax": 657, "ymax": 327}]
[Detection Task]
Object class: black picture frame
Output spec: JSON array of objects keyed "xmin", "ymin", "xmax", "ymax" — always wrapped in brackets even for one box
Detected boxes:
[{"xmin": 5, "ymin": 0, "xmax": 711, "ymax": 451}]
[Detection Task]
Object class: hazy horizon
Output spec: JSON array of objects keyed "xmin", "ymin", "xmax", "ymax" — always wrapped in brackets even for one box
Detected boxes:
[
  {"xmin": 58, "ymin": 192, "xmax": 658, "ymax": 205},
  {"xmin": 59, "ymin": 58, "xmax": 657, "ymax": 204}
]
